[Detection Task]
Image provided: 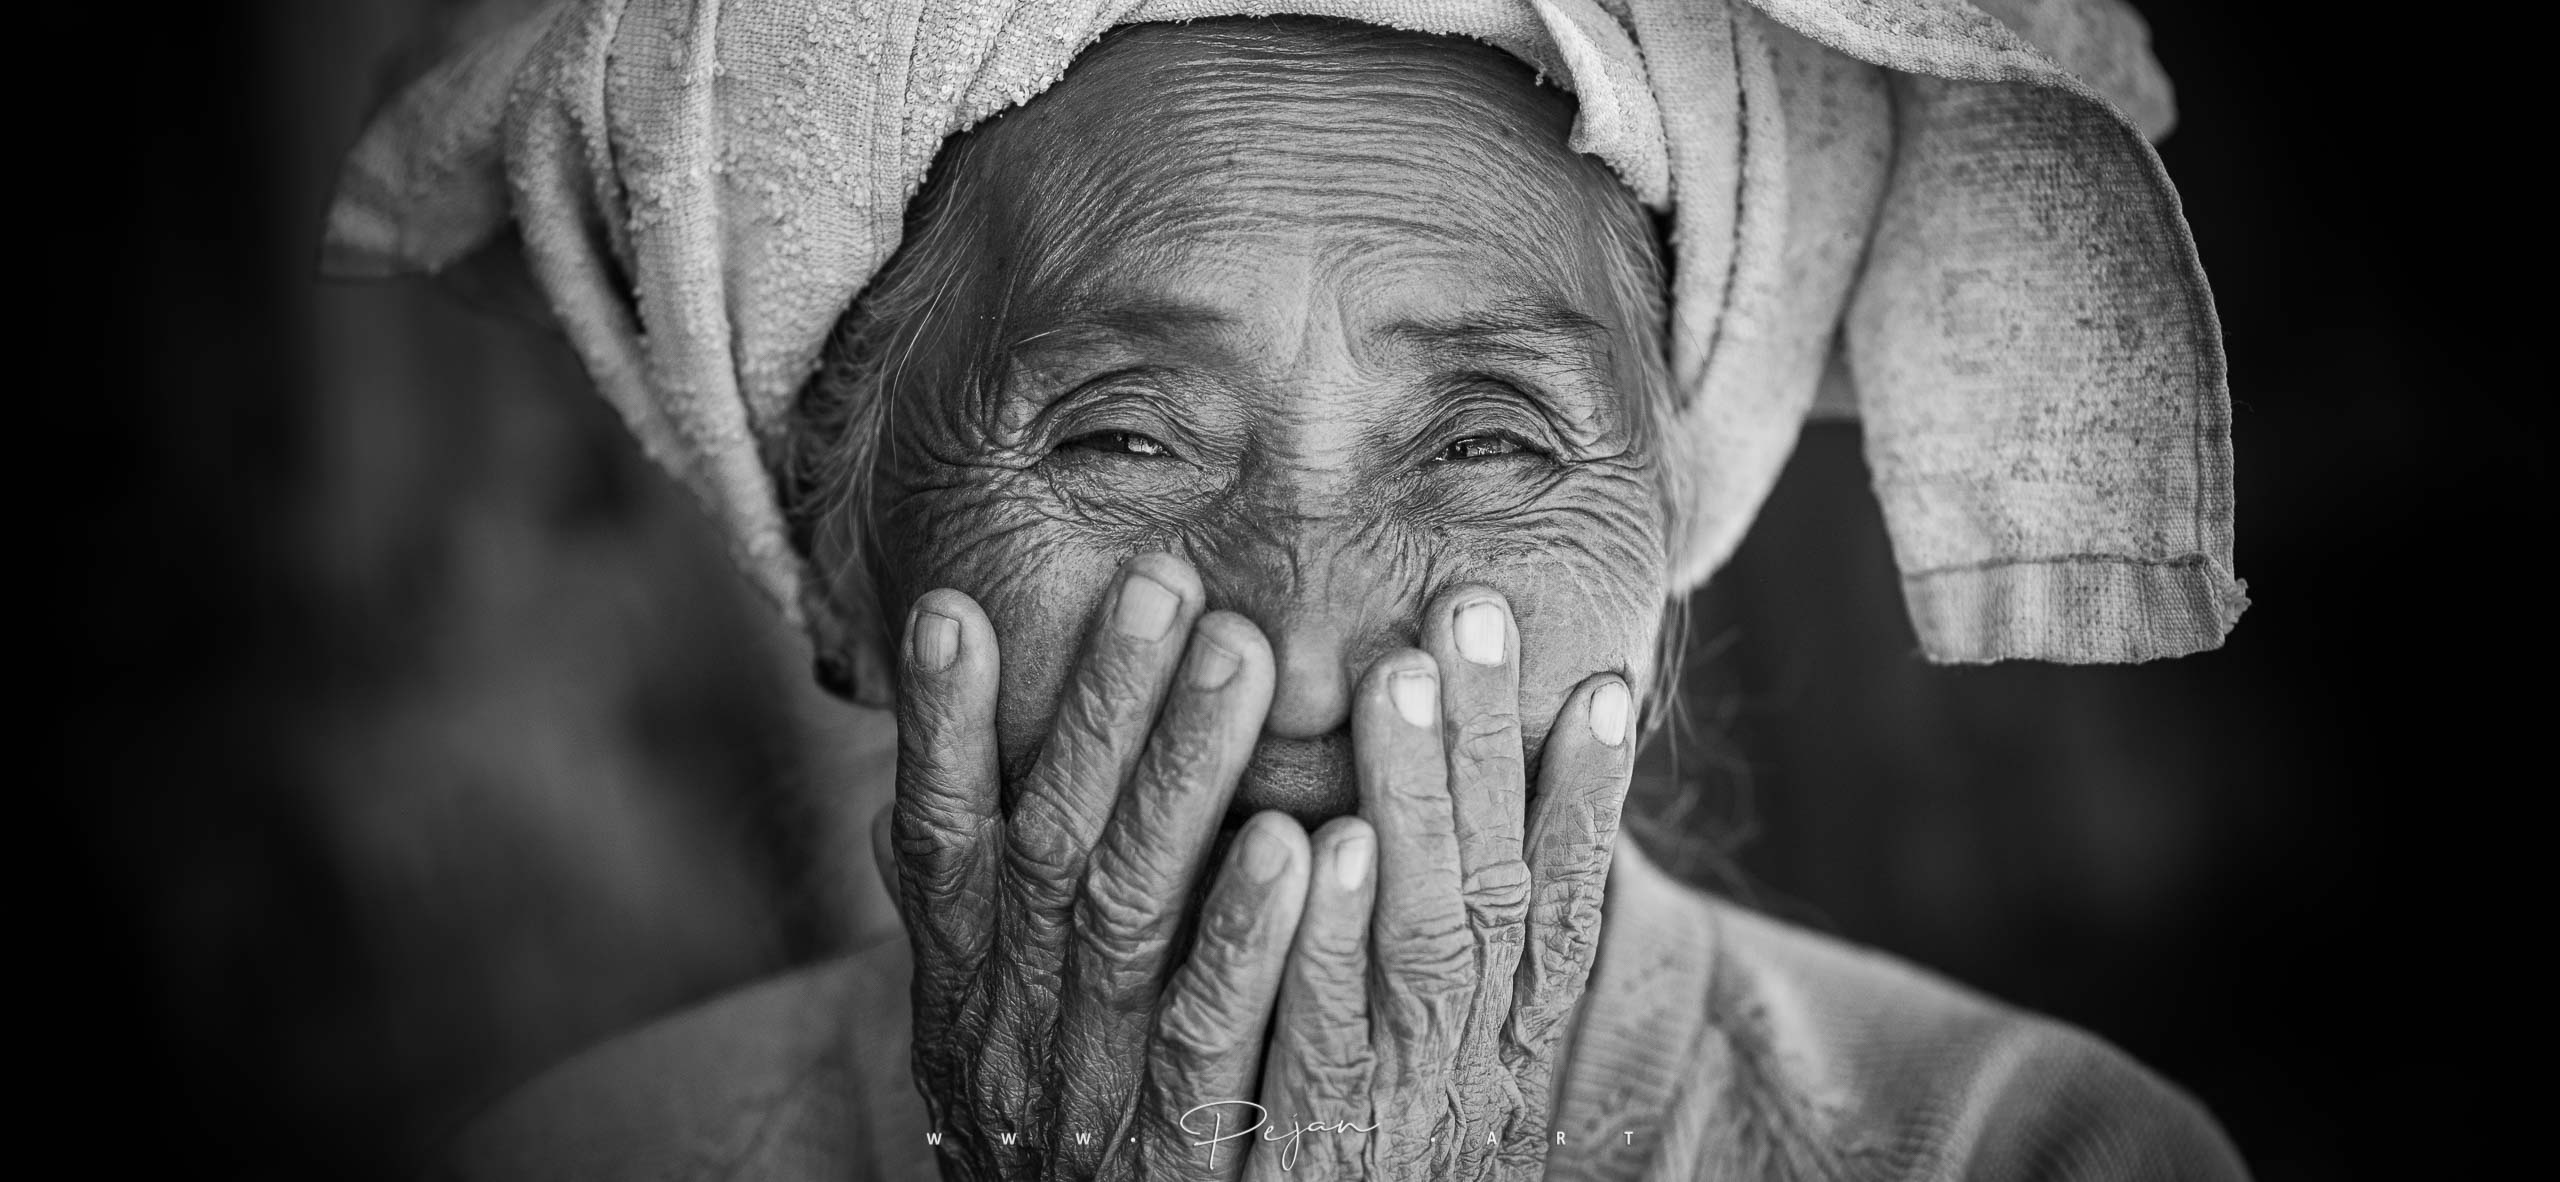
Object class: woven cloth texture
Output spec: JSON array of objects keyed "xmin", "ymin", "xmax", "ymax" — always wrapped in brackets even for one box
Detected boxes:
[{"xmin": 324, "ymin": 0, "xmax": 2244, "ymax": 666}]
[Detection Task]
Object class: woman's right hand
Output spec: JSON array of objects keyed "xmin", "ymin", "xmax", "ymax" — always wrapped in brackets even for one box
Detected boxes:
[{"xmin": 884, "ymin": 553, "xmax": 1367, "ymax": 1181}]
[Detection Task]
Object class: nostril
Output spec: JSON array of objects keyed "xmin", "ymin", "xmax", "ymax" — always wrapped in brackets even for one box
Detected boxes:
[{"xmin": 1262, "ymin": 632, "xmax": 1352, "ymax": 739}]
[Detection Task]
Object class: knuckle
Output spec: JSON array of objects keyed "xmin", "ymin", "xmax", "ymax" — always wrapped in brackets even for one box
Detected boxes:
[
  {"xmin": 1051, "ymin": 696, "xmax": 1127, "ymax": 756},
  {"xmin": 1289, "ymin": 949, "xmax": 1370, "ymax": 1005},
  {"xmin": 893, "ymin": 818, "xmax": 993, "ymax": 882},
  {"xmin": 1011, "ymin": 763, "xmax": 1109, "ymax": 835},
  {"xmin": 893, "ymin": 758, "xmax": 988, "ymax": 818},
  {"xmin": 1003, "ymin": 825, "xmax": 1089, "ymax": 910},
  {"xmin": 1523, "ymin": 805, "xmax": 1601, "ymax": 857},
  {"xmin": 1074, "ymin": 850, "xmax": 1158, "ymax": 932},
  {"xmin": 1526, "ymin": 906, "xmax": 1601, "ymax": 976},
  {"xmin": 997, "ymin": 904, "xmax": 1073, "ymax": 981},
  {"xmin": 1194, "ymin": 887, "xmax": 1273, "ymax": 954},
  {"xmin": 894, "ymin": 680, "xmax": 970, "ymax": 733},
  {"xmin": 1063, "ymin": 655, "xmax": 1160, "ymax": 732},
  {"xmin": 1072, "ymin": 921, "xmax": 1160, "ymax": 986},
  {"xmin": 1529, "ymin": 876, "xmax": 1606, "ymax": 949},
  {"xmin": 1280, "ymin": 1034, "xmax": 1376, "ymax": 1099},
  {"xmin": 1010, "ymin": 864, "xmax": 1081, "ymax": 918},
  {"xmin": 1506, "ymin": 992, "xmax": 1577, "ymax": 1052},
  {"xmin": 1376, "ymin": 907, "xmax": 1470, "ymax": 962},
  {"xmin": 1299, "ymin": 915, "xmax": 1369, "ymax": 966},
  {"xmin": 1536, "ymin": 780, "xmax": 1626, "ymax": 841},
  {"xmin": 1064, "ymin": 885, "xmax": 1172, "ymax": 997},
  {"xmin": 1135, "ymin": 722, "xmax": 1222, "ymax": 785},
  {"xmin": 993, "ymin": 956, "xmax": 1070, "ymax": 1027},
  {"xmin": 1152, "ymin": 988, "xmax": 1240, "ymax": 1064},
  {"xmin": 899, "ymin": 873, "xmax": 996, "ymax": 949},
  {"xmin": 1525, "ymin": 921, "xmax": 1587, "ymax": 987},
  {"xmin": 890, "ymin": 796, "xmax": 973, "ymax": 845},
  {"xmin": 1450, "ymin": 714, "xmax": 1524, "ymax": 765},
  {"xmin": 1461, "ymin": 860, "xmax": 1533, "ymax": 924},
  {"xmin": 1377, "ymin": 926, "xmax": 1474, "ymax": 997},
  {"xmin": 1136, "ymin": 731, "xmax": 1223, "ymax": 798},
  {"xmin": 1388, "ymin": 775, "xmax": 1464, "ymax": 827}
]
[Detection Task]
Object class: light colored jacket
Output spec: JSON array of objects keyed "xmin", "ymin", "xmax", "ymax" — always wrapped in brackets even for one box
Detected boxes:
[{"xmin": 431, "ymin": 843, "xmax": 2246, "ymax": 1180}]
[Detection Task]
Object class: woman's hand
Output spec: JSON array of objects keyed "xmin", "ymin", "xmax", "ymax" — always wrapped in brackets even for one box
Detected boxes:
[
  {"xmin": 1245, "ymin": 589, "xmax": 1635, "ymax": 1179},
  {"xmin": 884, "ymin": 554, "xmax": 1331, "ymax": 1181},
  {"xmin": 883, "ymin": 556, "xmax": 1633, "ymax": 1180}
]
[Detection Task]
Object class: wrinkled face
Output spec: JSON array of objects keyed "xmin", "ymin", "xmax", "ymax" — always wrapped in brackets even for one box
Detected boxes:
[{"xmin": 862, "ymin": 21, "xmax": 1670, "ymax": 822}]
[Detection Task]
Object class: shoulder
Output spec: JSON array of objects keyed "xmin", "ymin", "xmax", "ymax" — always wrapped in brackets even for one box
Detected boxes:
[
  {"xmin": 1713, "ymin": 901, "xmax": 2247, "ymax": 1180},
  {"xmin": 428, "ymin": 938, "xmax": 933, "ymax": 1182},
  {"xmin": 1575, "ymin": 846, "xmax": 2249, "ymax": 1180}
]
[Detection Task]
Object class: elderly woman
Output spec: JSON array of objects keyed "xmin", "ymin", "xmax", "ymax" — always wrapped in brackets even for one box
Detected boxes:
[{"xmin": 332, "ymin": 1, "xmax": 2250, "ymax": 1178}]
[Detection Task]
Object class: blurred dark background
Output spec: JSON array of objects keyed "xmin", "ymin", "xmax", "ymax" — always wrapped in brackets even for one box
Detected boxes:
[{"xmin": 66, "ymin": 2, "xmax": 2538, "ymax": 1178}]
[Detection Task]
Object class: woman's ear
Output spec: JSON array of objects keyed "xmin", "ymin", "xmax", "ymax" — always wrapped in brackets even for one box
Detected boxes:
[
  {"xmin": 804, "ymin": 578, "xmax": 898, "ymax": 708},
  {"xmin": 814, "ymin": 634, "xmax": 897, "ymax": 708}
]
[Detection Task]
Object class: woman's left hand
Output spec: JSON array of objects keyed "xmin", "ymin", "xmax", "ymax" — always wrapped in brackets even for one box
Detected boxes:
[{"xmin": 1243, "ymin": 588, "xmax": 1636, "ymax": 1179}]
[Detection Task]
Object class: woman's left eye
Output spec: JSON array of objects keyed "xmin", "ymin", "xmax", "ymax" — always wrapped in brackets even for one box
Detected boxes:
[
  {"xmin": 1433, "ymin": 434, "xmax": 1534, "ymax": 463},
  {"xmin": 1058, "ymin": 430, "xmax": 1175, "ymax": 458}
]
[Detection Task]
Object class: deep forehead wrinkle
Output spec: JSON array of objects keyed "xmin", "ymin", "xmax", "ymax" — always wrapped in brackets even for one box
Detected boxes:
[
  {"xmin": 895, "ymin": 17, "xmax": 1668, "ymax": 447},
  {"xmin": 1005, "ymin": 157, "xmax": 1606, "ymax": 335},
  {"xmin": 972, "ymin": 22, "xmax": 1618, "ymax": 307}
]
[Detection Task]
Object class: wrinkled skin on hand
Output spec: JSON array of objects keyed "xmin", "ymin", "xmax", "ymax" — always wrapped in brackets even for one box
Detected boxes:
[
  {"xmin": 884, "ymin": 563, "xmax": 1324, "ymax": 1179},
  {"xmin": 841, "ymin": 19, "xmax": 1673, "ymax": 1180}
]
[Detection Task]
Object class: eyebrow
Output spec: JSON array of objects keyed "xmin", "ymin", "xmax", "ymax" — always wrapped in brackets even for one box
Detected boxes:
[
  {"xmin": 1002, "ymin": 296, "xmax": 1239, "ymax": 364},
  {"xmin": 1376, "ymin": 299, "xmax": 1614, "ymax": 372},
  {"xmin": 1007, "ymin": 295, "xmax": 1611, "ymax": 368}
]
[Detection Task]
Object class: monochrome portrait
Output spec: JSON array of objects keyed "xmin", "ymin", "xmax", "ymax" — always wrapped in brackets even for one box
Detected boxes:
[{"xmin": 73, "ymin": 1, "xmax": 2528, "ymax": 1179}]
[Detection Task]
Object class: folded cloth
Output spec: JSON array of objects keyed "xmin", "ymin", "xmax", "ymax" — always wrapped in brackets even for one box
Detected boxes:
[{"xmin": 324, "ymin": 0, "xmax": 2245, "ymax": 672}]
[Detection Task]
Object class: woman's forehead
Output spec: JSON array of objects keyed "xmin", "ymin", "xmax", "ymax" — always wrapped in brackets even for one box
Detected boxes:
[
  {"xmin": 1001, "ymin": 248, "xmax": 1611, "ymax": 385},
  {"xmin": 961, "ymin": 20, "xmax": 1642, "ymax": 333}
]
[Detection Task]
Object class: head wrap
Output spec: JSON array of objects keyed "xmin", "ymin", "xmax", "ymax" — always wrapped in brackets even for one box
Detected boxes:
[{"xmin": 325, "ymin": 0, "xmax": 2244, "ymax": 674}]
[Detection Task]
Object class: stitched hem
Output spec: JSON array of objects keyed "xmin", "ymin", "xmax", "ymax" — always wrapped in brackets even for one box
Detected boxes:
[{"xmin": 1900, "ymin": 554, "xmax": 2248, "ymax": 665}]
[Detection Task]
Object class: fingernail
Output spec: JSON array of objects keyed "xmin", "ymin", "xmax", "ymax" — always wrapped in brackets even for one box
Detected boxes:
[
  {"xmin": 1454, "ymin": 600, "xmax": 1505, "ymax": 666},
  {"xmin": 1187, "ymin": 637, "xmax": 1240, "ymax": 690},
  {"xmin": 1589, "ymin": 680, "xmax": 1630, "ymax": 747},
  {"xmin": 1240, "ymin": 822, "xmax": 1288, "ymax": 883},
  {"xmin": 1390, "ymin": 669, "xmax": 1437, "ymax": 727},
  {"xmin": 1331, "ymin": 830, "xmax": 1371, "ymax": 890},
  {"xmin": 911, "ymin": 610, "xmax": 959, "ymax": 673},
  {"xmin": 1113, "ymin": 572, "xmax": 1179, "ymax": 640}
]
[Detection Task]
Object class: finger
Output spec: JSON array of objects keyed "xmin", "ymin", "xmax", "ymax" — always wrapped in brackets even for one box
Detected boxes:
[
  {"xmin": 1420, "ymin": 588, "xmax": 1533, "ymax": 1145},
  {"xmin": 1354, "ymin": 651, "xmax": 1471, "ymax": 1175},
  {"xmin": 1504, "ymin": 674, "xmax": 1635, "ymax": 1117},
  {"xmin": 1053, "ymin": 613, "xmax": 1275, "ymax": 1174},
  {"xmin": 891, "ymin": 589, "xmax": 1003, "ymax": 1009},
  {"xmin": 978, "ymin": 555, "xmax": 1205, "ymax": 1134},
  {"xmin": 1246, "ymin": 818, "xmax": 1378, "ymax": 1182},
  {"xmin": 1421, "ymin": 587, "xmax": 1529, "ymax": 878},
  {"xmin": 1126, "ymin": 812, "xmax": 1310, "ymax": 1181},
  {"xmin": 1004, "ymin": 553, "xmax": 1206, "ymax": 926}
]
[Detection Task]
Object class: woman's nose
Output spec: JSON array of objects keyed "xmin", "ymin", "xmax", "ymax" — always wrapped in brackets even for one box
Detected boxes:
[
  {"xmin": 1263, "ymin": 616, "xmax": 1355, "ymax": 738},
  {"xmin": 1188, "ymin": 524, "xmax": 1411, "ymax": 740}
]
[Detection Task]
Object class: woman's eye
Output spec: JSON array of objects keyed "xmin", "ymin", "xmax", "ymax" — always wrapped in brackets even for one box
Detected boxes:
[
  {"xmin": 1434, "ymin": 434, "xmax": 1532, "ymax": 463},
  {"xmin": 1060, "ymin": 430, "xmax": 1174, "ymax": 458}
]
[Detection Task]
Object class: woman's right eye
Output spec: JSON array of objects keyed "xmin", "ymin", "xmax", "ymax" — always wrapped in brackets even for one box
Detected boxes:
[{"xmin": 1058, "ymin": 430, "xmax": 1175, "ymax": 458}]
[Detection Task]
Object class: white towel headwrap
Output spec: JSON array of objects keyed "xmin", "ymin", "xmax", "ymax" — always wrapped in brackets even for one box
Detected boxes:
[{"xmin": 325, "ymin": 0, "xmax": 2244, "ymax": 675}]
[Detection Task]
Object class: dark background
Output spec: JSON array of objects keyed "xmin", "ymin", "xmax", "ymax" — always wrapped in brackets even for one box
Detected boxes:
[{"xmin": 65, "ymin": 2, "xmax": 2537, "ymax": 1178}]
